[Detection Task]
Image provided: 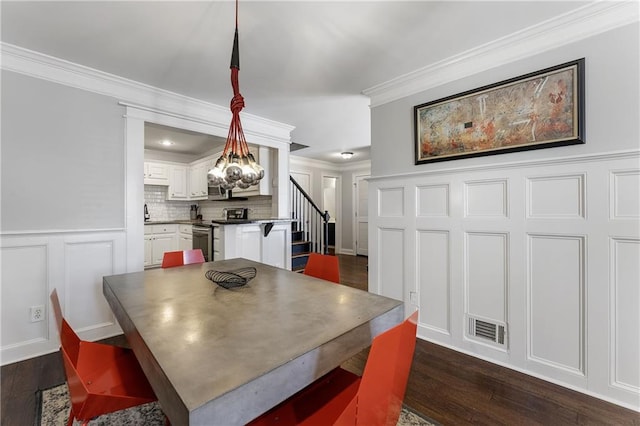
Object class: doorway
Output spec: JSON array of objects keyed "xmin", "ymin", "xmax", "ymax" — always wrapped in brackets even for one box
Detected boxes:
[{"xmin": 322, "ymin": 175, "xmax": 341, "ymax": 254}]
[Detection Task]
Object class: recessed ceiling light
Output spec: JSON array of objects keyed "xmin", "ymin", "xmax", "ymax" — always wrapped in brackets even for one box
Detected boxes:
[
  {"xmin": 340, "ymin": 152, "xmax": 353, "ymax": 159},
  {"xmin": 160, "ymin": 140, "xmax": 175, "ymax": 146}
]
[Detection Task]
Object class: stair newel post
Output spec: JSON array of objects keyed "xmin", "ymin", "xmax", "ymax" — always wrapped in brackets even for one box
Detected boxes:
[{"xmin": 323, "ymin": 211, "xmax": 329, "ymax": 255}]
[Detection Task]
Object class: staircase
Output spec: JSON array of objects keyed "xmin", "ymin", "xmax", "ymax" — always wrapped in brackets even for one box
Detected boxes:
[
  {"xmin": 291, "ymin": 221, "xmax": 312, "ymax": 272},
  {"xmin": 290, "ymin": 176, "xmax": 329, "ymax": 272}
]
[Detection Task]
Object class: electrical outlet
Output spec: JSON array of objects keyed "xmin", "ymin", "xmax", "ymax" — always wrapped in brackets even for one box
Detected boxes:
[
  {"xmin": 409, "ymin": 291, "xmax": 417, "ymax": 304},
  {"xmin": 30, "ymin": 305, "xmax": 45, "ymax": 322}
]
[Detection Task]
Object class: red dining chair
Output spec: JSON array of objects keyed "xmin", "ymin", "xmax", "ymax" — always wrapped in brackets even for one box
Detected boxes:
[
  {"xmin": 50, "ymin": 289, "xmax": 158, "ymax": 426},
  {"xmin": 183, "ymin": 248, "xmax": 206, "ymax": 265},
  {"xmin": 303, "ymin": 252, "xmax": 340, "ymax": 283},
  {"xmin": 248, "ymin": 310, "xmax": 419, "ymax": 426},
  {"xmin": 161, "ymin": 250, "xmax": 184, "ymax": 268}
]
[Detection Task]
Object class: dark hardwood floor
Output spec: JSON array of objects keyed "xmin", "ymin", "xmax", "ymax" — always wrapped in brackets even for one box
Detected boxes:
[{"xmin": 2, "ymin": 254, "xmax": 638, "ymax": 425}]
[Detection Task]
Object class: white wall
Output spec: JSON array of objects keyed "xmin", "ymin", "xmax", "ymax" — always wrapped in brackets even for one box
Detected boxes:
[{"xmin": 369, "ymin": 22, "xmax": 639, "ymax": 410}]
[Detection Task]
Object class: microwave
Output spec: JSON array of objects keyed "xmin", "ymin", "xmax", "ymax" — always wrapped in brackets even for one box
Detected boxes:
[
  {"xmin": 208, "ymin": 185, "xmax": 230, "ymax": 201},
  {"xmin": 207, "ymin": 185, "xmax": 248, "ymax": 201}
]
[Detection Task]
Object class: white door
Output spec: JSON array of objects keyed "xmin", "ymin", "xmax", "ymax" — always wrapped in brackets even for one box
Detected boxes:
[{"xmin": 354, "ymin": 175, "xmax": 369, "ymax": 256}]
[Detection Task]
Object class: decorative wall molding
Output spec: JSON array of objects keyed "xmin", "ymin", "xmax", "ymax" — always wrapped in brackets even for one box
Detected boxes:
[
  {"xmin": 363, "ymin": 1, "xmax": 639, "ymax": 106},
  {"xmin": 464, "ymin": 180, "xmax": 508, "ymax": 218},
  {"xmin": 0, "ymin": 230, "xmax": 126, "ymax": 365},
  {"xmin": 609, "ymin": 237, "xmax": 640, "ymax": 393},
  {"xmin": 527, "ymin": 173, "xmax": 586, "ymax": 219},
  {"xmin": 527, "ymin": 233, "xmax": 586, "ymax": 377},
  {"xmin": 369, "ymin": 153, "xmax": 640, "ymax": 410},
  {"xmin": 0, "ymin": 43, "xmax": 294, "ymax": 142},
  {"xmin": 368, "ymin": 149, "xmax": 640, "ymax": 182}
]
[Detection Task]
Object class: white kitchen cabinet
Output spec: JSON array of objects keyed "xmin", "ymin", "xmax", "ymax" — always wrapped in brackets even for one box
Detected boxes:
[
  {"xmin": 167, "ymin": 165, "xmax": 188, "ymax": 200},
  {"xmin": 144, "ymin": 162, "xmax": 169, "ymax": 185},
  {"xmin": 144, "ymin": 224, "xmax": 178, "ymax": 268},
  {"xmin": 178, "ymin": 224, "xmax": 193, "ymax": 251},
  {"xmin": 216, "ymin": 222, "xmax": 291, "ymax": 270},
  {"xmin": 188, "ymin": 160, "xmax": 210, "ymax": 200},
  {"xmin": 144, "ymin": 235, "xmax": 153, "ymax": 267},
  {"xmin": 230, "ymin": 146, "xmax": 272, "ymax": 197},
  {"xmin": 212, "ymin": 225, "xmax": 224, "ymax": 261}
]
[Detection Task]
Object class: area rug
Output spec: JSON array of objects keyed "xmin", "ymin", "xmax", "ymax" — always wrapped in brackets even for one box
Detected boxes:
[{"xmin": 37, "ymin": 384, "xmax": 435, "ymax": 425}]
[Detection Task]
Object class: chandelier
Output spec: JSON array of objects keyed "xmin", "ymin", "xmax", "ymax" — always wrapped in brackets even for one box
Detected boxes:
[{"xmin": 208, "ymin": 0, "xmax": 264, "ymax": 190}]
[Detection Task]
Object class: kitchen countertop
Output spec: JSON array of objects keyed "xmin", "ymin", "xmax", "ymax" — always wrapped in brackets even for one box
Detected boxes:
[
  {"xmin": 144, "ymin": 220, "xmax": 204, "ymax": 225},
  {"xmin": 210, "ymin": 218, "xmax": 293, "ymax": 225},
  {"xmin": 144, "ymin": 218, "xmax": 293, "ymax": 226}
]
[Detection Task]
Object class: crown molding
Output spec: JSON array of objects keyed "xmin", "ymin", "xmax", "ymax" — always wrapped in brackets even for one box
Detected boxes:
[
  {"xmin": 0, "ymin": 42, "xmax": 294, "ymax": 142},
  {"xmin": 363, "ymin": 1, "xmax": 639, "ymax": 107},
  {"xmin": 290, "ymin": 155, "xmax": 371, "ymax": 172}
]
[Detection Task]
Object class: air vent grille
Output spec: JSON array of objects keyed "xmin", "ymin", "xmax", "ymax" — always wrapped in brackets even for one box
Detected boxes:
[{"xmin": 468, "ymin": 316, "xmax": 506, "ymax": 346}]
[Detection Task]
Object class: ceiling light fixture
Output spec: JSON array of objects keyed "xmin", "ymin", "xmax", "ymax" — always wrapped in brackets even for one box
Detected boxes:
[
  {"xmin": 160, "ymin": 140, "xmax": 174, "ymax": 146},
  {"xmin": 341, "ymin": 152, "xmax": 354, "ymax": 160},
  {"xmin": 208, "ymin": 0, "xmax": 264, "ymax": 190}
]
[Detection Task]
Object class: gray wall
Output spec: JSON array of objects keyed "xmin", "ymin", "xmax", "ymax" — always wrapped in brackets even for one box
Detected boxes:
[
  {"xmin": 1, "ymin": 71, "xmax": 125, "ymax": 231},
  {"xmin": 371, "ymin": 23, "xmax": 639, "ymax": 177}
]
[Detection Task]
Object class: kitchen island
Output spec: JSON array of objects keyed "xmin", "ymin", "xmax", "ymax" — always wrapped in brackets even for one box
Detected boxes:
[{"xmin": 212, "ymin": 219, "xmax": 292, "ymax": 270}]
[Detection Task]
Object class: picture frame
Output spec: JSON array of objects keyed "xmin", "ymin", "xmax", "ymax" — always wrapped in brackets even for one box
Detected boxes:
[{"xmin": 414, "ymin": 58, "xmax": 585, "ymax": 165}]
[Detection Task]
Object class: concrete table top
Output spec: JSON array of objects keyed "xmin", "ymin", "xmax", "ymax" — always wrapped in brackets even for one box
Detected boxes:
[{"xmin": 103, "ymin": 258, "xmax": 403, "ymax": 426}]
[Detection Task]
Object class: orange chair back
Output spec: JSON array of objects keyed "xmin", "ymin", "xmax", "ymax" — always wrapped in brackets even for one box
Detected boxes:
[
  {"xmin": 161, "ymin": 250, "xmax": 184, "ymax": 268},
  {"xmin": 50, "ymin": 290, "xmax": 157, "ymax": 425},
  {"xmin": 303, "ymin": 253, "xmax": 340, "ymax": 283},
  {"xmin": 342, "ymin": 311, "xmax": 419, "ymax": 425},
  {"xmin": 50, "ymin": 289, "xmax": 81, "ymax": 364},
  {"xmin": 183, "ymin": 248, "xmax": 206, "ymax": 265}
]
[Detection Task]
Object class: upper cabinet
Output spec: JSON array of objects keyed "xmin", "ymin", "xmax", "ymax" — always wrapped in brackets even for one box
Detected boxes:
[
  {"xmin": 144, "ymin": 145, "xmax": 270, "ymax": 200},
  {"xmin": 232, "ymin": 146, "xmax": 272, "ymax": 197},
  {"xmin": 189, "ymin": 159, "xmax": 210, "ymax": 200},
  {"xmin": 144, "ymin": 162, "xmax": 169, "ymax": 186},
  {"xmin": 167, "ymin": 165, "xmax": 188, "ymax": 200}
]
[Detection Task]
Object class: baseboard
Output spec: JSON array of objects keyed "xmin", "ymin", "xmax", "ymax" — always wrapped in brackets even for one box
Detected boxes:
[{"xmin": 338, "ymin": 248, "xmax": 355, "ymax": 255}]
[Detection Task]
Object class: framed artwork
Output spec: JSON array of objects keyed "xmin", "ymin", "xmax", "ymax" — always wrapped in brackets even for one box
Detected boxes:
[{"xmin": 414, "ymin": 58, "xmax": 585, "ymax": 164}]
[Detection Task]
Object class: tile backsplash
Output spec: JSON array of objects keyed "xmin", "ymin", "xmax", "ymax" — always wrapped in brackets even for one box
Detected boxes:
[{"xmin": 144, "ymin": 185, "xmax": 273, "ymax": 222}]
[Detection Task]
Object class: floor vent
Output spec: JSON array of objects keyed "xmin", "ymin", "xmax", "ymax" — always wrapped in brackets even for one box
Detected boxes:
[{"xmin": 468, "ymin": 317, "xmax": 506, "ymax": 345}]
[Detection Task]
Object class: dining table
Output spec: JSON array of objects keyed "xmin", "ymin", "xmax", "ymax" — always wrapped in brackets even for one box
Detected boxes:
[{"xmin": 102, "ymin": 258, "xmax": 404, "ymax": 425}]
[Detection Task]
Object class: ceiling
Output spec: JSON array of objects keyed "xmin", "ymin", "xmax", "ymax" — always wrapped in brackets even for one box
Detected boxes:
[{"xmin": 1, "ymin": 1, "xmax": 589, "ymax": 164}]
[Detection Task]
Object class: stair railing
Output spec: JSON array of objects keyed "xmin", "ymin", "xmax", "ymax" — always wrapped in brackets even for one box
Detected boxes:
[{"xmin": 290, "ymin": 176, "xmax": 330, "ymax": 255}]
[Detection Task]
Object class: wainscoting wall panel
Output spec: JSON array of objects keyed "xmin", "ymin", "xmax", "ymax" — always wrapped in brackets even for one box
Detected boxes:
[
  {"xmin": 378, "ymin": 187, "xmax": 404, "ymax": 217},
  {"xmin": 417, "ymin": 230, "xmax": 450, "ymax": 335},
  {"xmin": 0, "ymin": 231, "xmax": 127, "ymax": 364},
  {"xmin": 377, "ymin": 228, "xmax": 405, "ymax": 302},
  {"xmin": 63, "ymin": 236, "xmax": 123, "ymax": 342},
  {"xmin": 527, "ymin": 234, "xmax": 585, "ymax": 377},
  {"xmin": 464, "ymin": 179, "xmax": 508, "ymax": 218},
  {"xmin": 611, "ymin": 170, "xmax": 640, "ymax": 219},
  {"xmin": 416, "ymin": 184, "xmax": 449, "ymax": 217},
  {"xmin": 465, "ymin": 232, "xmax": 508, "ymax": 328},
  {"xmin": 610, "ymin": 237, "xmax": 640, "ymax": 393},
  {"xmin": 527, "ymin": 174, "xmax": 585, "ymax": 218},
  {"xmin": 1, "ymin": 240, "xmax": 49, "ymax": 348},
  {"xmin": 368, "ymin": 151, "xmax": 640, "ymax": 410}
]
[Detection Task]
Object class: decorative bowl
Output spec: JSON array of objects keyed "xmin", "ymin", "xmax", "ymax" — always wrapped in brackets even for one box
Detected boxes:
[{"xmin": 205, "ymin": 267, "xmax": 256, "ymax": 289}]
